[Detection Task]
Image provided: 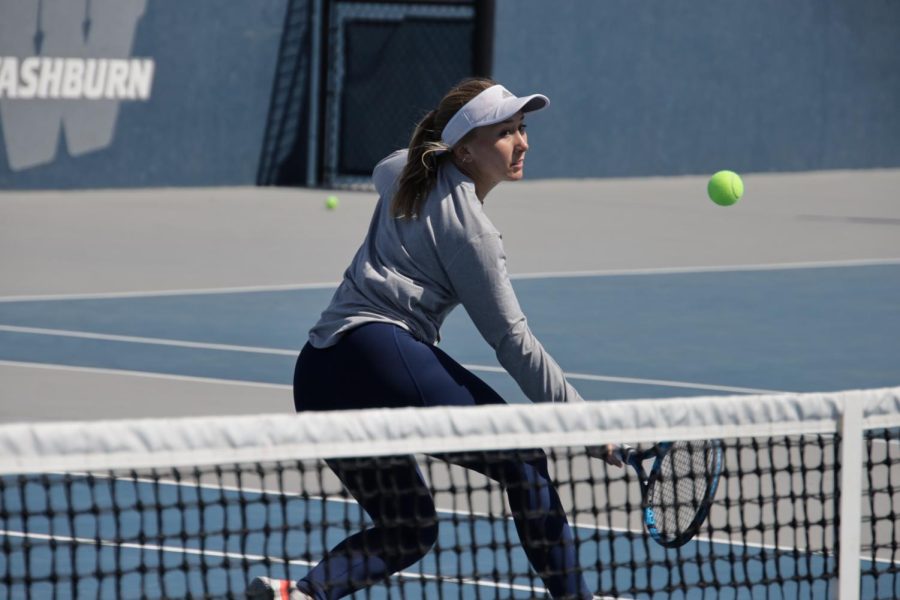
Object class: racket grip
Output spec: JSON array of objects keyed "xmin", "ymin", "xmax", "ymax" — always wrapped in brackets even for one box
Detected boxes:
[{"xmin": 612, "ymin": 443, "xmax": 636, "ymax": 463}]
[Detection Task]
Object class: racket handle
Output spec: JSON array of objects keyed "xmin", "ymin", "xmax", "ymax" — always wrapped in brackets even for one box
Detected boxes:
[{"xmin": 612, "ymin": 443, "xmax": 636, "ymax": 463}]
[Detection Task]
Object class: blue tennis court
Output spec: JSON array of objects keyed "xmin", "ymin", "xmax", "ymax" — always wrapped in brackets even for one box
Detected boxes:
[
  {"xmin": 3, "ymin": 470, "xmax": 897, "ymax": 599},
  {"xmin": 1, "ymin": 262, "xmax": 899, "ymax": 598},
  {"xmin": 1, "ymin": 263, "xmax": 898, "ymax": 400}
]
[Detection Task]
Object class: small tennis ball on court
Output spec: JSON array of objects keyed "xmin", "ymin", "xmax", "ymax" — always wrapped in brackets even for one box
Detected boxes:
[
  {"xmin": 707, "ymin": 170, "xmax": 744, "ymax": 206},
  {"xmin": 325, "ymin": 195, "xmax": 339, "ymax": 210}
]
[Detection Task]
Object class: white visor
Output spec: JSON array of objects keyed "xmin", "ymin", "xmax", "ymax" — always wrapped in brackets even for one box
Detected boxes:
[{"xmin": 440, "ymin": 84, "xmax": 550, "ymax": 148}]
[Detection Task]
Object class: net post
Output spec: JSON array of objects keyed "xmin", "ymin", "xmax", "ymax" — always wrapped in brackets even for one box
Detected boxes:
[{"xmin": 837, "ymin": 395, "xmax": 863, "ymax": 600}]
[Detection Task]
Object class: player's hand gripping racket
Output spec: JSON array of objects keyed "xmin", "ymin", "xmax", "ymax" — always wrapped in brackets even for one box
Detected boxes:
[{"xmin": 613, "ymin": 439, "xmax": 724, "ymax": 548}]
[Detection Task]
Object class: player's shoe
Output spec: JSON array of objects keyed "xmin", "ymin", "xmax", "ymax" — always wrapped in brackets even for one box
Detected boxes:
[{"xmin": 246, "ymin": 577, "xmax": 313, "ymax": 600}]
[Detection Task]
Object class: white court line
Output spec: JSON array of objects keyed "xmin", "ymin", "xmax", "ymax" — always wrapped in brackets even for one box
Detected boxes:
[
  {"xmin": 0, "ymin": 323, "xmax": 777, "ymax": 395},
  {"xmin": 0, "ymin": 530, "xmax": 550, "ymax": 596},
  {"xmin": 0, "ymin": 360, "xmax": 291, "ymax": 390},
  {"xmin": 0, "ymin": 281, "xmax": 341, "ymax": 303},
  {"xmin": 509, "ymin": 257, "xmax": 900, "ymax": 281},
  {"xmin": 1, "ymin": 257, "xmax": 898, "ymax": 302},
  {"xmin": 0, "ymin": 324, "xmax": 298, "ymax": 355},
  {"xmin": 461, "ymin": 364, "xmax": 782, "ymax": 395}
]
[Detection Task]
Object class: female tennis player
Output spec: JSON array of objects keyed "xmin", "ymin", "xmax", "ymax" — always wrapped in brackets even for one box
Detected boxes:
[{"xmin": 249, "ymin": 78, "xmax": 618, "ymax": 600}]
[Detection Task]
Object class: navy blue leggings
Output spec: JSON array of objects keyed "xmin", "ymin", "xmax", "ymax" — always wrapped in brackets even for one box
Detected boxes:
[{"xmin": 293, "ymin": 323, "xmax": 590, "ymax": 599}]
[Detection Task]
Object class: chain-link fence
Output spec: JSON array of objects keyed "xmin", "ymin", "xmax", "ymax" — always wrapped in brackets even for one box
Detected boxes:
[{"xmin": 257, "ymin": 0, "xmax": 491, "ymax": 188}]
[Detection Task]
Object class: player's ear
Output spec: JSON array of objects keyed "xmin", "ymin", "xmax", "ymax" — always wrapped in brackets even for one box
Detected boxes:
[{"xmin": 454, "ymin": 144, "xmax": 474, "ymax": 164}]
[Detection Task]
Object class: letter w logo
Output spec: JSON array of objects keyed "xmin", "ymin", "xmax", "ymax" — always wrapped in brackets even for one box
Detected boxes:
[{"xmin": 0, "ymin": 0, "xmax": 147, "ymax": 171}]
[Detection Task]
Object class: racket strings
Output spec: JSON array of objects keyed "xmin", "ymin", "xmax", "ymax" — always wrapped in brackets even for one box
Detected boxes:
[{"xmin": 650, "ymin": 441, "xmax": 717, "ymax": 540}]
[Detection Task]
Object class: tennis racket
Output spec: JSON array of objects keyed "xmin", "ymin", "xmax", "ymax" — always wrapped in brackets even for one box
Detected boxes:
[{"xmin": 614, "ymin": 439, "xmax": 724, "ymax": 548}]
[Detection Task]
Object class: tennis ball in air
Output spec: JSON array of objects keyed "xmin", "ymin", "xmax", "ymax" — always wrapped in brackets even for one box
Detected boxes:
[
  {"xmin": 707, "ymin": 170, "xmax": 744, "ymax": 206},
  {"xmin": 325, "ymin": 195, "xmax": 339, "ymax": 210}
]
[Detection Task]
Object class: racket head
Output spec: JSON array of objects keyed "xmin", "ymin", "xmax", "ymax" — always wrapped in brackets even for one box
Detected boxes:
[{"xmin": 642, "ymin": 439, "xmax": 724, "ymax": 548}]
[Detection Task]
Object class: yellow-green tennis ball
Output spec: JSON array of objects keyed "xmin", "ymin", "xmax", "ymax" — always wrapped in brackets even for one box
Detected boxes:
[
  {"xmin": 325, "ymin": 195, "xmax": 339, "ymax": 210},
  {"xmin": 707, "ymin": 170, "xmax": 744, "ymax": 206}
]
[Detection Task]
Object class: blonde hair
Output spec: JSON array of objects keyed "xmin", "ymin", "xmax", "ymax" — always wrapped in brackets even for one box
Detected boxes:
[{"xmin": 391, "ymin": 77, "xmax": 496, "ymax": 219}]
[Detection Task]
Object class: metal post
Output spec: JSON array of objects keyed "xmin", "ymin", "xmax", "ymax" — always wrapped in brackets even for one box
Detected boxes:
[
  {"xmin": 837, "ymin": 396, "xmax": 863, "ymax": 599},
  {"xmin": 305, "ymin": 0, "xmax": 323, "ymax": 187}
]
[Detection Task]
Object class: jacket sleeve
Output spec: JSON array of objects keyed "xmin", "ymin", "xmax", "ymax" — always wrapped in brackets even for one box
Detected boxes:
[{"xmin": 444, "ymin": 232, "xmax": 584, "ymax": 404}]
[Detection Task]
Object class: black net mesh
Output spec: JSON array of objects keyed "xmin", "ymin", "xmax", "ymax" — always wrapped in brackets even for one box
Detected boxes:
[{"xmin": 2, "ymin": 430, "xmax": 898, "ymax": 599}]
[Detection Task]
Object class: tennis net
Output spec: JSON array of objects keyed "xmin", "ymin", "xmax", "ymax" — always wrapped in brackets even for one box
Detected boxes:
[{"xmin": 1, "ymin": 387, "xmax": 898, "ymax": 599}]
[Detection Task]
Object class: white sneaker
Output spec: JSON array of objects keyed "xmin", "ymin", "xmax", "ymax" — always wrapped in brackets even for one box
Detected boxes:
[{"xmin": 246, "ymin": 576, "xmax": 313, "ymax": 600}]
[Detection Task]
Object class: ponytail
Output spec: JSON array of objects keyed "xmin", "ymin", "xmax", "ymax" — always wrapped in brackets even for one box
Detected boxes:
[
  {"xmin": 391, "ymin": 110, "xmax": 448, "ymax": 218},
  {"xmin": 391, "ymin": 77, "xmax": 497, "ymax": 219}
]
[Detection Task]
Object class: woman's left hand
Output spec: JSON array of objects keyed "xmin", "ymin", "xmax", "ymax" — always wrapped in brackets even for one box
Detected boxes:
[{"xmin": 586, "ymin": 443, "xmax": 623, "ymax": 467}]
